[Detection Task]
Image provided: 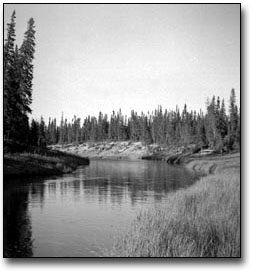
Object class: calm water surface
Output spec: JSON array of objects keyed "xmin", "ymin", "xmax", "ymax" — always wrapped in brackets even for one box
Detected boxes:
[{"xmin": 4, "ymin": 160, "xmax": 199, "ymax": 257}]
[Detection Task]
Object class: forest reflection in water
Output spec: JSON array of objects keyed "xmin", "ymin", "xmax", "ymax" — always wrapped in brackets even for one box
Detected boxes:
[{"xmin": 4, "ymin": 160, "xmax": 199, "ymax": 257}]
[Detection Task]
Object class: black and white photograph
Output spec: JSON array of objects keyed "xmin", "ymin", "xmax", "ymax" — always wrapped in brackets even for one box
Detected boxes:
[{"xmin": 3, "ymin": 3, "xmax": 240, "ymax": 258}]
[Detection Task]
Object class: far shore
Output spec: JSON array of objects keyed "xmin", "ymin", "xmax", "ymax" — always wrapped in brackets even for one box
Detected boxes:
[
  {"xmin": 48, "ymin": 141, "xmax": 213, "ymax": 161},
  {"xmin": 49, "ymin": 141, "xmax": 151, "ymax": 160},
  {"xmin": 4, "ymin": 140, "xmax": 240, "ymax": 180},
  {"xmin": 48, "ymin": 141, "xmax": 240, "ymax": 174}
]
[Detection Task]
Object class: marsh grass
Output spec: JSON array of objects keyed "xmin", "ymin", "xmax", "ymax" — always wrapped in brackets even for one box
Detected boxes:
[{"xmin": 110, "ymin": 154, "xmax": 240, "ymax": 257}]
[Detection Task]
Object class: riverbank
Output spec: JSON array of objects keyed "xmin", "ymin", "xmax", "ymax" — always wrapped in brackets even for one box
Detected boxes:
[
  {"xmin": 4, "ymin": 141, "xmax": 90, "ymax": 179},
  {"xmin": 48, "ymin": 141, "xmax": 198, "ymax": 160},
  {"xmin": 109, "ymin": 152, "xmax": 240, "ymax": 257}
]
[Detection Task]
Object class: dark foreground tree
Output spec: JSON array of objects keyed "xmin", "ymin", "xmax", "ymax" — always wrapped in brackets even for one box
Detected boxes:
[
  {"xmin": 4, "ymin": 11, "xmax": 16, "ymax": 139},
  {"xmin": 4, "ymin": 12, "xmax": 36, "ymax": 143}
]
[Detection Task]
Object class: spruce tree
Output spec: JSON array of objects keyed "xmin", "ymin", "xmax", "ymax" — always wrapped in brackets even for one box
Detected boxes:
[
  {"xmin": 38, "ymin": 117, "xmax": 46, "ymax": 147},
  {"xmin": 228, "ymin": 89, "xmax": 239, "ymax": 149},
  {"xmin": 4, "ymin": 13, "xmax": 36, "ymax": 143},
  {"xmin": 29, "ymin": 119, "xmax": 39, "ymax": 146},
  {"xmin": 4, "ymin": 11, "xmax": 16, "ymax": 77},
  {"xmin": 19, "ymin": 18, "xmax": 36, "ymax": 115},
  {"xmin": 4, "ymin": 11, "xmax": 16, "ymax": 139},
  {"xmin": 218, "ymin": 99, "xmax": 228, "ymax": 140}
]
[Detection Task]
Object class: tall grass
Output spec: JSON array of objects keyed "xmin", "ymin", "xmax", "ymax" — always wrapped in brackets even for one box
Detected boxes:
[{"xmin": 110, "ymin": 155, "xmax": 240, "ymax": 257}]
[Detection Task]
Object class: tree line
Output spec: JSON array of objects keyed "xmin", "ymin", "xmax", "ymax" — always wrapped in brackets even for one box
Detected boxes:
[{"xmin": 30, "ymin": 89, "xmax": 240, "ymax": 152}]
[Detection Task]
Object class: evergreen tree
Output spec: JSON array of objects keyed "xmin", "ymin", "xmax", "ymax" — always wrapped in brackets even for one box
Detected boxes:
[
  {"xmin": 19, "ymin": 18, "xmax": 36, "ymax": 115},
  {"xmin": 4, "ymin": 12, "xmax": 36, "ymax": 143},
  {"xmin": 228, "ymin": 89, "xmax": 239, "ymax": 149},
  {"xmin": 4, "ymin": 11, "xmax": 16, "ymax": 139},
  {"xmin": 29, "ymin": 119, "xmax": 39, "ymax": 146},
  {"xmin": 219, "ymin": 100, "xmax": 227, "ymax": 136},
  {"xmin": 59, "ymin": 113, "xmax": 65, "ymax": 145},
  {"xmin": 38, "ymin": 117, "xmax": 46, "ymax": 147},
  {"xmin": 4, "ymin": 11, "xmax": 16, "ymax": 74},
  {"xmin": 205, "ymin": 96, "xmax": 223, "ymax": 151},
  {"xmin": 236, "ymin": 108, "xmax": 241, "ymax": 148}
]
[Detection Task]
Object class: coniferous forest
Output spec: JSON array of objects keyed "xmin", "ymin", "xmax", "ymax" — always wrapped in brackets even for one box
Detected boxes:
[{"xmin": 37, "ymin": 91, "xmax": 240, "ymax": 152}]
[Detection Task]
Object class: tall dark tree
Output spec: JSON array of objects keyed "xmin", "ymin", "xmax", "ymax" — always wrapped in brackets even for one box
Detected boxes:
[
  {"xmin": 228, "ymin": 89, "xmax": 239, "ymax": 149},
  {"xmin": 205, "ymin": 96, "xmax": 223, "ymax": 151},
  {"xmin": 29, "ymin": 119, "xmax": 39, "ymax": 146},
  {"xmin": 4, "ymin": 11, "xmax": 16, "ymax": 139},
  {"xmin": 4, "ymin": 12, "xmax": 36, "ymax": 143},
  {"xmin": 59, "ymin": 113, "xmax": 65, "ymax": 145},
  {"xmin": 38, "ymin": 117, "xmax": 46, "ymax": 147},
  {"xmin": 217, "ymin": 99, "xmax": 228, "ymax": 140},
  {"xmin": 19, "ymin": 18, "xmax": 36, "ymax": 115}
]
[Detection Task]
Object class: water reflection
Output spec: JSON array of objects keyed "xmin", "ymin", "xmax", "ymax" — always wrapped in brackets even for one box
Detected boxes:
[
  {"xmin": 68, "ymin": 160, "xmax": 196, "ymax": 206},
  {"xmin": 4, "ymin": 179, "xmax": 46, "ymax": 257},
  {"xmin": 4, "ymin": 160, "xmax": 199, "ymax": 257}
]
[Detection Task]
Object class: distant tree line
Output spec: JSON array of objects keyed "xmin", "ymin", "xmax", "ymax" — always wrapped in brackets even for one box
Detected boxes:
[
  {"xmin": 29, "ymin": 89, "xmax": 240, "ymax": 152},
  {"xmin": 4, "ymin": 11, "xmax": 36, "ymax": 143}
]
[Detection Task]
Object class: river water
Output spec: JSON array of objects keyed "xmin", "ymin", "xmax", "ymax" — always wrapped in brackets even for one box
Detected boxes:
[{"xmin": 4, "ymin": 160, "xmax": 199, "ymax": 257}]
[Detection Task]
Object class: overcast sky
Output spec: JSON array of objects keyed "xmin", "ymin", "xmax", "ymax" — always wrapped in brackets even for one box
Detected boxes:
[{"xmin": 4, "ymin": 4, "xmax": 240, "ymax": 121}]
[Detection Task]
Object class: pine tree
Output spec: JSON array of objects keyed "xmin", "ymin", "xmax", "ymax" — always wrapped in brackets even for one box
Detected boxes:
[
  {"xmin": 236, "ymin": 108, "xmax": 241, "ymax": 148},
  {"xmin": 59, "ymin": 113, "xmax": 65, "ymax": 145},
  {"xmin": 228, "ymin": 89, "xmax": 239, "ymax": 149},
  {"xmin": 4, "ymin": 13, "xmax": 36, "ymax": 143},
  {"xmin": 29, "ymin": 119, "xmax": 39, "ymax": 146},
  {"xmin": 4, "ymin": 11, "xmax": 16, "ymax": 77},
  {"xmin": 19, "ymin": 18, "xmax": 36, "ymax": 115},
  {"xmin": 4, "ymin": 11, "xmax": 16, "ymax": 139},
  {"xmin": 218, "ymin": 99, "xmax": 228, "ymax": 140},
  {"xmin": 205, "ymin": 96, "xmax": 223, "ymax": 151},
  {"xmin": 38, "ymin": 117, "xmax": 46, "ymax": 147}
]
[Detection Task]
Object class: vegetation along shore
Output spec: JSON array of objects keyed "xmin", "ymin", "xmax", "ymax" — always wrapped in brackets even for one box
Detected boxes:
[{"xmin": 109, "ymin": 152, "xmax": 240, "ymax": 257}]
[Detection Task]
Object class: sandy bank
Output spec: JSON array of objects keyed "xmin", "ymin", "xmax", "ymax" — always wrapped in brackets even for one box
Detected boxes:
[
  {"xmin": 48, "ymin": 141, "xmax": 196, "ymax": 160},
  {"xmin": 48, "ymin": 141, "xmax": 240, "ymax": 177},
  {"xmin": 49, "ymin": 141, "xmax": 149, "ymax": 160},
  {"xmin": 183, "ymin": 152, "xmax": 240, "ymax": 174}
]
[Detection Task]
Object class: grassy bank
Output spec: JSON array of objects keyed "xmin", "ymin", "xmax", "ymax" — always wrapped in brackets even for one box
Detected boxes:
[
  {"xmin": 110, "ymin": 153, "xmax": 240, "ymax": 257},
  {"xmin": 4, "ymin": 141, "xmax": 90, "ymax": 179}
]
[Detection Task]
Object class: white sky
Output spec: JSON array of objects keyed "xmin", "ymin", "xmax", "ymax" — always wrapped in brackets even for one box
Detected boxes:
[{"xmin": 4, "ymin": 4, "xmax": 240, "ymax": 121}]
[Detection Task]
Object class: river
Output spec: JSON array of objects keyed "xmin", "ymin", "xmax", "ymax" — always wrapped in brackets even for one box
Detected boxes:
[{"xmin": 4, "ymin": 159, "xmax": 199, "ymax": 257}]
